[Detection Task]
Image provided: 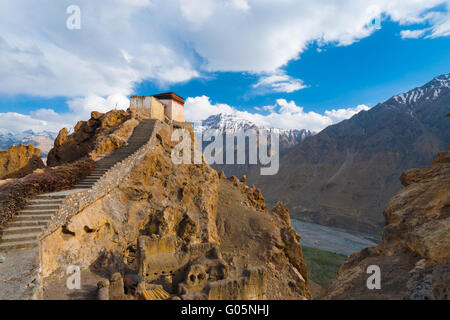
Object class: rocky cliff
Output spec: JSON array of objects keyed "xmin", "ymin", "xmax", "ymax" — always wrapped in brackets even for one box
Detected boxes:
[
  {"xmin": 47, "ymin": 109, "xmax": 139, "ymax": 166},
  {"xmin": 39, "ymin": 117, "xmax": 311, "ymax": 300},
  {"xmin": 320, "ymin": 147, "xmax": 449, "ymax": 300},
  {"xmin": 0, "ymin": 144, "xmax": 45, "ymax": 180}
]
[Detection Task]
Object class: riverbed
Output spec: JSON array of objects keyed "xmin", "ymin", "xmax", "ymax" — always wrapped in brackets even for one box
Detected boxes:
[{"xmin": 291, "ymin": 219, "xmax": 380, "ymax": 256}]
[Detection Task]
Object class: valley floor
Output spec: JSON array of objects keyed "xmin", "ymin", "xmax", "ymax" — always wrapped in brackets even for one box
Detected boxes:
[{"xmin": 291, "ymin": 219, "xmax": 379, "ymax": 256}]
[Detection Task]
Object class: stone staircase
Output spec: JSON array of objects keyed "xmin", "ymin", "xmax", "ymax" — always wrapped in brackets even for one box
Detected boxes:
[{"xmin": 0, "ymin": 119, "xmax": 156, "ymax": 251}]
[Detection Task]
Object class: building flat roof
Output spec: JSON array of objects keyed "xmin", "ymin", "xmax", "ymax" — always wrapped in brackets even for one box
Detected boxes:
[{"xmin": 153, "ymin": 92, "xmax": 185, "ymax": 105}]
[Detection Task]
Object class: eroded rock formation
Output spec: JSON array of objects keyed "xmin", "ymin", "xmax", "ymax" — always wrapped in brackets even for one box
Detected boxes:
[
  {"xmin": 321, "ymin": 148, "xmax": 450, "ymax": 300},
  {"xmin": 0, "ymin": 144, "xmax": 44, "ymax": 179},
  {"xmin": 47, "ymin": 109, "xmax": 139, "ymax": 166}
]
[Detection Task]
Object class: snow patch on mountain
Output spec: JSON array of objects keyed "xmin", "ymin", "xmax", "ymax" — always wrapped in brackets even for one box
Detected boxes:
[
  {"xmin": 194, "ymin": 113, "xmax": 313, "ymax": 136},
  {"xmin": 393, "ymin": 73, "xmax": 450, "ymax": 106},
  {"xmin": 0, "ymin": 130, "xmax": 58, "ymax": 156},
  {"xmin": 193, "ymin": 113, "xmax": 313, "ymax": 151}
]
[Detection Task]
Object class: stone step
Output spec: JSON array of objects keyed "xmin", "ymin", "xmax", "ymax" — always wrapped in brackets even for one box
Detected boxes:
[
  {"xmin": 28, "ymin": 200, "xmax": 63, "ymax": 205},
  {"xmin": 103, "ymin": 153, "xmax": 134, "ymax": 156},
  {"xmin": 0, "ymin": 232, "xmax": 41, "ymax": 243},
  {"xmin": 8, "ymin": 220, "xmax": 48, "ymax": 228},
  {"xmin": 19, "ymin": 209, "xmax": 57, "ymax": 215},
  {"xmin": 0, "ymin": 240, "xmax": 39, "ymax": 250},
  {"xmin": 80, "ymin": 179, "xmax": 100, "ymax": 182},
  {"xmin": 24, "ymin": 205, "xmax": 60, "ymax": 210},
  {"xmin": 0, "ymin": 226, "xmax": 44, "ymax": 235},
  {"xmin": 101, "ymin": 156, "xmax": 129, "ymax": 160},
  {"xmin": 35, "ymin": 194, "xmax": 67, "ymax": 200},
  {"xmin": 15, "ymin": 214, "xmax": 53, "ymax": 221},
  {"xmin": 96, "ymin": 160, "xmax": 125, "ymax": 164},
  {"xmin": 75, "ymin": 182, "xmax": 95, "ymax": 185}
]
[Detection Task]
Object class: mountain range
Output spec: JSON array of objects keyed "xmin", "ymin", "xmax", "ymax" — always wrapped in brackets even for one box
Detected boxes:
[
  {"xmin": 193, "ymin": 113, "xmax": 314, "ymax": 177},
  {"xmin": 246, "ymin": 73, "xmax": 450, "ymax": 234},
  {"xmin": 0, "ymin": 129, "xmax": 58, "ymax": 157},
  {"xmin": 193, "ymin": 113, "xmax": 313, "ymax": 147}
]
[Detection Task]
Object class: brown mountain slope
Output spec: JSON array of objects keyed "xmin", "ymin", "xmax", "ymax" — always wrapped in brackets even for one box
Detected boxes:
[{"xmin": 248, "ymin": 74, "xmax": 450, "ymax": 234}]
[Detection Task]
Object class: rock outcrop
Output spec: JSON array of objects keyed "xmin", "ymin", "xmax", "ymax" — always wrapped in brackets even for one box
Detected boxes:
[
  {"xmin": 320, "ymin": 148, "xmax": 450, "ymax": 300},
  {"xmin": 47, "ymin": 109, "xmax": 139, "ymax": 166},
  {"xmin": 0, "ymin": 144, "xmax": 44, "ymax": 179},
  {"xmin": 39, "ymin": 118, "xmax": 311, "ymax": 300}
]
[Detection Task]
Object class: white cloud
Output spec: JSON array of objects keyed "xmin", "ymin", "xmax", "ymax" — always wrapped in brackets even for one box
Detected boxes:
[
  {"xmin": 425, "ymin": 9, "xmax": 450, "ymax": 38},
  {"xmin": 0, "ymin": 112, "xmax": 69, "ymax": 134},
  {"xmin": 401, "ymin": 29, "xmax": 430, "ymax": 39},
  {"xmin": 253, "ymin": 72, "xmax": 307, "ymax": 93},
  {"xmin": 324, "ymin": 104, "xmax": 370, "ymax": 123},
  {"xmin": 0, "ymin": 93, "xmax": 131, "ymax": 134},
  {"xmin": 66, "ymin": 94, "xmax": 130, "ymax": 121},
  {"xmin": 226, "ymin": 0, "xmax": 251, "ymax": 12},
  {"xmin": 185, "ymin": 96, "xmax": 370, "ymax": 132},
  {"xmin": 184, "ymin": 96, "xmax": 235, "ymax": 122}
]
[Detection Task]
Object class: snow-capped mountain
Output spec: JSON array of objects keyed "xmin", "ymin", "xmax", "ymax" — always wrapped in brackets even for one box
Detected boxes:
[
  {"xmin": 391, "ymin": 73, "xmax": 450, "ymax": 107},
  {"xmin": 194, "ymin": 113, "xmax": 258, "ymax": 135},
  {"xmin": 0, "ymin": 129, "xmax": 58, "ymax": 156},
  {"xmin": 193, "ymin": 113, "xmax": 313, "ymax": 151}
]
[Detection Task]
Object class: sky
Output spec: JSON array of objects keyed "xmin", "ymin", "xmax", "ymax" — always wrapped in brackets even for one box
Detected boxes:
[{"xmin": 0, "ymin": 0, "xmax": 449, "ymax": 133}]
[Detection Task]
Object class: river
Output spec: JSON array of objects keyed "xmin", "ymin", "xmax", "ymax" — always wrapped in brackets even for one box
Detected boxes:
[{"xmin": 290, "ymin": 219, "xmax": 381, "ymax": 256}]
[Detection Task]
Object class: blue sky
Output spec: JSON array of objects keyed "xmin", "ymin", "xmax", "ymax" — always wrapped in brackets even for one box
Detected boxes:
[{"xmin": 0, "ymin": 0, "xmax": 449, "ymax": 133}]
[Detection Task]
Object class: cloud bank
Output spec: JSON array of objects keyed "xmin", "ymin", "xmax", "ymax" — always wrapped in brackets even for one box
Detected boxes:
[{"xmin": 185, "ymin": 96, "xmax": 370, "ymax": 132}]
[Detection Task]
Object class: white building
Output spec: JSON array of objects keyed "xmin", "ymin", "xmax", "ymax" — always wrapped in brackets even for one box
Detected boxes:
[{"xmin": 130, "ymin": 92, "xmax": 185, "ymax": 123}]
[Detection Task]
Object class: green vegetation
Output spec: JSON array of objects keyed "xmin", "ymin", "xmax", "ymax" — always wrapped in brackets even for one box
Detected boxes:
[{"xmin": 302, "ymin": 246, "xmax": 348, "ymax": 286}]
